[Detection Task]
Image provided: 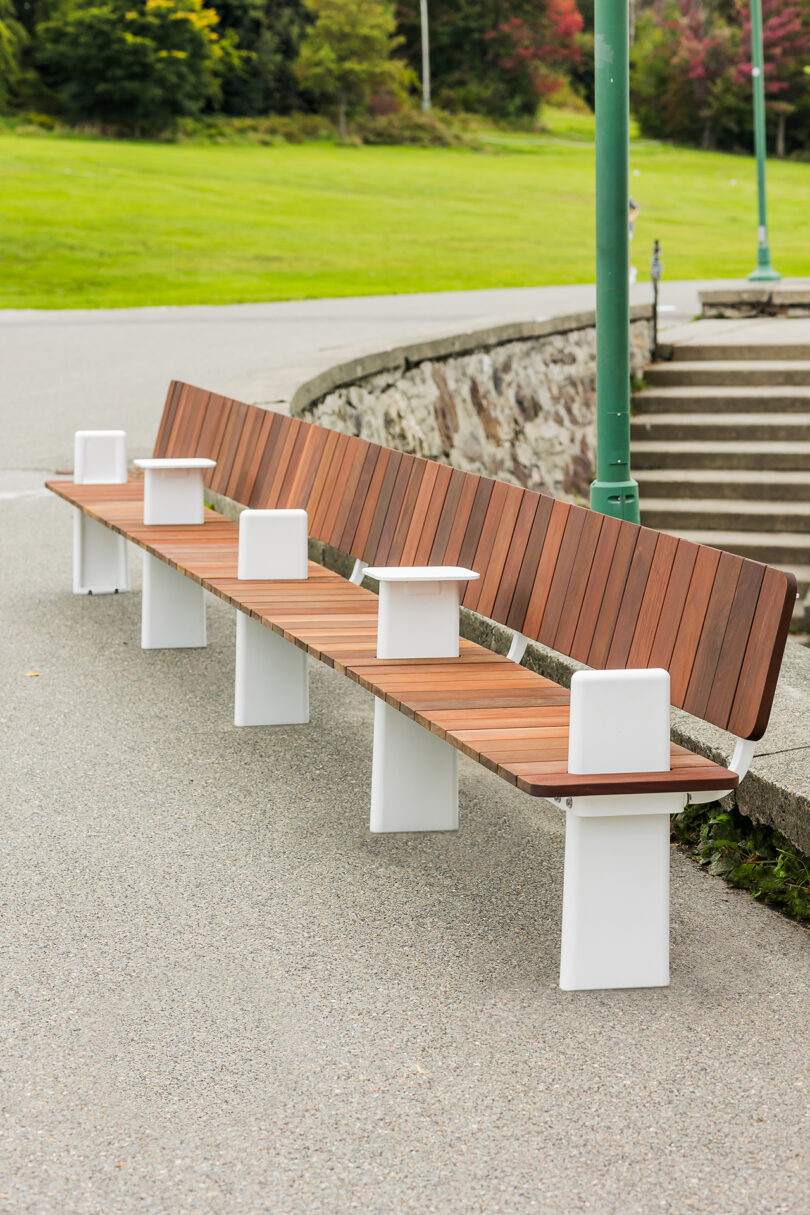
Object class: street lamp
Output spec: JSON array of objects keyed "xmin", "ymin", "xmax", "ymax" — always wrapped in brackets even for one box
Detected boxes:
[
  {"xmin": 747, "ymin": 0, "xmax": 780, "ymax": 282},
  {"xmin": 420, "ymin": 0, "xmax": 431, "ymax": 113},
  {"xmin": 590, "ymin": 0, "xmax": 639, "ymax": 524}
]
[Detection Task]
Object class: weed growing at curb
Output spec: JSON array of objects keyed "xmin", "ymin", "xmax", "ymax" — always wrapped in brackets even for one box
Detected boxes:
[{"xmin": 672, "ymin": 802, "xmax": 810, "ymax": 922}]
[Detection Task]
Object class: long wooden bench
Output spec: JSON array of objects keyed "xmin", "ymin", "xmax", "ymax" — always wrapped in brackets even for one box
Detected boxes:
[{"xmin": 48, "ymin": 380, "xmax": 796, "ymax": 991}]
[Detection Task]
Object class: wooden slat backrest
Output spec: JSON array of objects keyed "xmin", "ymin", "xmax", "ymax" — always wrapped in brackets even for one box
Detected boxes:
[{"xmin": 155, "ymin": 382, "xmax": 796, "ymax": 740}]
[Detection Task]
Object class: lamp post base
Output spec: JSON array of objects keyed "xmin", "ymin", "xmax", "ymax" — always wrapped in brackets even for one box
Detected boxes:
[
  {"xmin": 748, "ymin": 246, "xmax": 780, "ymax": 282},
  {"xmin": 590, "ymin": 478, "xmax": 639, "ymax": 524}
]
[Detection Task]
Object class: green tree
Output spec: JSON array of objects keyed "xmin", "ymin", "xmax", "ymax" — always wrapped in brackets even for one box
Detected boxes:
[
  {"xmin": 34, "ymin": 0, "xmax": 224, "ymax": 132},
  {"xmin": 296, "ymin": 0, "xmax": 409, "ymax": 141},
  {"xmin": 211, "ymin": 0, "xmax": 312, "ymax": 115},
  {"xmin": 395, "ymin": 0, "xmax": 583, "ymax": 121},
  {"xmin": 0, "ymin": 0, "xmax": 27, "ymax": 109}
]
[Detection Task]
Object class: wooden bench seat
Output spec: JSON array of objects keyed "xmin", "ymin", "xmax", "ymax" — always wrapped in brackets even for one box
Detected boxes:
[
  {"xmin": 48, "ymin": 381, "xmax": 796, "ymax": 991},
  {"xmin": 48, "ymin": 476, "xmax": 737, "ymax": 799}
]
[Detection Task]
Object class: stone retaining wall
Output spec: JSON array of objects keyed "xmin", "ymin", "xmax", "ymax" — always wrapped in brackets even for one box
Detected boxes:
[{"xmin": 291, "ymin": 307, "xmax": 654, "ymax": 500}]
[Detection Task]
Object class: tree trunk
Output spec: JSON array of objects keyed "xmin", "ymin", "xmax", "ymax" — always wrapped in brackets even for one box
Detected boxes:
[
  {"xmin": 338, "ymin": 96, "xmax": 347, "ymax": 144},
  {"xmin": 777, "ymin": 111, "xmax": 786, "ymax": 159}
]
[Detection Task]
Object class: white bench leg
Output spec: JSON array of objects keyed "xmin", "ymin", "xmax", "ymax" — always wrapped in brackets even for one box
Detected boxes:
[
  {"xmin": 73, "ymin": 511, "xmax": 129, "ymax": 594},
  {"xmin": 233, "ymin": 508, "xmax": 310, "ymax": 725},
  {"xmin": 370, "ymin": 701, "xmax": 458, "ymax": 832},
  {"xmin": 561, "ymin": 666, "xmax": 676, "ymax": 990},
  {"xmin": 141, "ymin": 553, "xmax": 206, "ymax": 649},
  {"xmin": 72, "ymin": 429, "xmax": 129, "ymax": 594},
  {"xmin": 234, "ymin": 613, "xmax": 309, "ymax": 726},
  {"xmin": 560, "ymin": 795, "xmax": 680, "ymax": 990}
]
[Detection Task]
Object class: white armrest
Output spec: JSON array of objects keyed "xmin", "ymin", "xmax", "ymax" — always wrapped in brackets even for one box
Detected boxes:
[
  {"xmin": 133, "ymin": 458, "xmax": 216, "ymax": 471},
  {"xmin": 133, "ymin": 458, "xmax": 216, "ymax": 526},
  {"xmin": 365, "ymin": 565, "xmax": 478, "ymax": 583},
  {"xmin": 366, "ymin": 567, "xmax": 478, "ymax": 660}
]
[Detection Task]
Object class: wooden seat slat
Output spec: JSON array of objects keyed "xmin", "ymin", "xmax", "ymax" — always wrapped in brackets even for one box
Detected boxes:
[
  {"xmin": 683, "ymin": 551, "xmax": 744, "ymax": 718},
  {"xmin": 703, "ymin": 560, "xmax": 765, "ymax": 729},
  {"xmin": 625, "ymin": 532, "xmax": 679, "ymax": 668},
  {"xmin": 605, "ymin": 527, "xmax": 659, "ymax": 668},
  {"xmin": 586, "ymin": 522, "xmax": 639, "ymax": 668},
  {"xmin": 502, "ymin": 494, "xmax": 552, "ymax": 631},
  {"xmin": 522, "ymin": 499, "xmax": 570, "ymax": 638},
  {"xmin": 374, "ymin": 452, "xmax": 418, "ymax": 565},
  {"xmin": 537, "ymin": 506, "xmax": 587, "ymax": 648},
  {"xmin": 385, "ymin": 458, "xmax": 426, "ymax": 567},
  {"xmin": 647, "ymin": 539, "xmax": 699, "ymax": 671},
  {"xmin": 318, "ymin": 433, "xmax": 358, "ymax": 540}
]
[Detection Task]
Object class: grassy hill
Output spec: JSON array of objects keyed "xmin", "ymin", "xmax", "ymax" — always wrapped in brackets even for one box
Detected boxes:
[{"xmin": 1, "ymin": 119, "xmax": 808, "ymax": 309}]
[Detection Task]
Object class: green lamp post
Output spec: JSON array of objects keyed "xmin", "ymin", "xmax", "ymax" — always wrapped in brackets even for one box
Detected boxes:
[
  {"xmin": 747, "ymin": 0, "xmax": 780, "ymax": 282},
  {"xmin": 590, "ymin": 0, "xmax": 639, "ymax": 523}
]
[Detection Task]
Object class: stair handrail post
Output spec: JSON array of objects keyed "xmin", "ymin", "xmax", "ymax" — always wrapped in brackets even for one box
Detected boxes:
[
  {"xmin": 590, "ymin": 0, "xmax": 640, "ymax": 525},
  {"xmin": 650, "ymin": 238, "xmax": 663, "ymax": 358}
]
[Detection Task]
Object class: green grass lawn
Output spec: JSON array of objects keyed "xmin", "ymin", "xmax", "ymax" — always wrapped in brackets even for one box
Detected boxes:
[{"xmin": 2, "ymin": 125, "xmax": 809, "ymax": 309}]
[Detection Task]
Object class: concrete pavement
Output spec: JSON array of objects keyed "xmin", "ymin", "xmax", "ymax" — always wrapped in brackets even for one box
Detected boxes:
[
  {"xmin": 2, "ymin": 284, "xmax": 809, "ymax": 1214},
  {"xmin": 1, "ymin": 279, "xmax": 725, "ymax": 476}
]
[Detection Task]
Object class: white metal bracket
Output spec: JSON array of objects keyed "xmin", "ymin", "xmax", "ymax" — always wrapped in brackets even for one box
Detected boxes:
[
  {"xmin": 349, "ymin": 558, "xmax": 368, "ymax": 585},
  {"xmin": 685, "ymin": 737, "xmax": 755, "ymax": 805},
  {"xmin": 507, "ymin": 631, "xmax": 529, "ymax": 664}
]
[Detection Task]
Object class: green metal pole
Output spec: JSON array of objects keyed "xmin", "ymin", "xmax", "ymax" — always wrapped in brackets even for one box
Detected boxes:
[
  {"xmin": 590, "ymin": 0, "xmax": 639, "ymax": 523},
  {"xmin": 747, "ymin": 0, "xmax": 780, "ymax": 282}
]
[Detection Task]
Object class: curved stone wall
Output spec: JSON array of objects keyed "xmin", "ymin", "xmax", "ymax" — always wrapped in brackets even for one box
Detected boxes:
[{"xmin": 291, "ymin": 306, "xmax": 654, "ymax": 500}]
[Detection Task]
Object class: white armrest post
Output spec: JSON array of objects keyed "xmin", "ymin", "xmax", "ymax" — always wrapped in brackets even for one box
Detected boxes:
[
  {"xmin": 234, "ymin": 510, "xmax": 310, "ymax": 727},
  {"xmin": 364, "ymin": 566, "xmax": 479, "ymax": 834},
  {"xmin": 134, "ymin": 457, "xmax": 215, "ymax": 650},
  {"xmin": 560, "ymin": 668, "xmax": 680, "ymax": 992},
  {"xmin": 72, "ymin": 430, "xmax": 130, "ymax": 595}
]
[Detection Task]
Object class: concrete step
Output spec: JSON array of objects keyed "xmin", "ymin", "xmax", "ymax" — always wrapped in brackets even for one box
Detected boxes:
[
  {"xmin": 634, "ymin": 468, "xmax": 810, "ymax": 501},
  {"xmin": 646, "ymin": 361, "xmax": 810, "ymax": 387},
  {"xmin": 640, "ymin": 498, "xmax": 810, "ymax": 534},
  {"xmin": 657, "ymin": 343, "xmax": 810, "ymax": 362},
  {"xmin": 631, "ymin": 440, "xmax": 810, "ymax": 471},
  {"xmin": 661, "ymin": 527, "xmax": 810, "ymax": 567},
  {"xmin": 632, "ymin": 386, "xmax": 810, "ymax": 415},
  {"xmin": 631, "ymin": 412, "xmax": 810, "ymax": 443}
]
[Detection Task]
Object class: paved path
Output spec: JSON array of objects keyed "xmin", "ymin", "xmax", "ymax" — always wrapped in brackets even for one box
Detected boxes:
[
  {"xmin": 2, "ymin": 284, "xmax": 809, "ymax": 1213},
  {"xmin": 1, "ymin": 279, "xmax": 728, "ymax": 477}
]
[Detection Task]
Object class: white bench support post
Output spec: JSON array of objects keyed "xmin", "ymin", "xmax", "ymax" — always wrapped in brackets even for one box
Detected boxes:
[
  {"xmin": 560, "ymin": 668, "xmax": 678, "ymax": 991},
  {"xmin": 234, "ymin": 509, "xmax": 309, "ymax": 726},
  {"xmin": 72, "ymin": 430, "xmax": 129, "ymax": 595},
  {"xmin": 133, "ymin": 457, "xmax": 215, "ymax": 650},
  {"xmin": 364, "ymin": 566, "xmax": 479, "ymax": 832}
]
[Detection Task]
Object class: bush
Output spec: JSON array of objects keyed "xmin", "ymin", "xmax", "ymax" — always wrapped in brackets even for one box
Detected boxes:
[
  {"xmin": 34, "ymin": 0, "xmax": 225, "ymax": 134},
  {"xmin": 174, "ymin": 112, "xmax": 334, "ymax": 142},
  {"xmin": 353, "ymin": 107, "xmax": 470, "ymax": 146}
]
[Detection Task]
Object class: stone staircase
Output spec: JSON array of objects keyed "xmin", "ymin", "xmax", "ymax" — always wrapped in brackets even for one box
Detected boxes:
[{"xmin": 632, "ymin": 341, "xmax": 810, "ymax": 627}]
